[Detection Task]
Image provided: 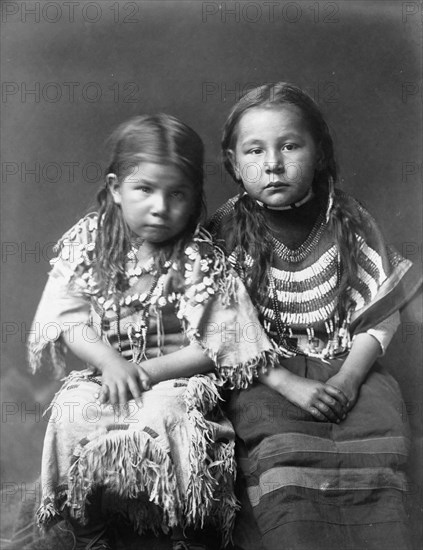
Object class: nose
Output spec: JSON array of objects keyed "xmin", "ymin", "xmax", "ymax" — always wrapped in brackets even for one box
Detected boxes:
[
  {"xmin": 151, "ymin": 193, "xmax": 168, "ymax": 216},
  {"xmin": 264, "ymin": 150, "xmax": 284, "ymax": 174}
]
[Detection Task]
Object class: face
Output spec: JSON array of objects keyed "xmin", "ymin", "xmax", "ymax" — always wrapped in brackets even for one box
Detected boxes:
[
  {"xmin": 110, "ymin": 162, "xmax": 196, "ymax": 244},
  {"xmin": 230, "ymin": 105, "xmax": 320, "ymax": 208}
]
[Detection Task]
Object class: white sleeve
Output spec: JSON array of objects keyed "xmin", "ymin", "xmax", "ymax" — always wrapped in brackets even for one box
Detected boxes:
[{"xmin": 367, "ymin": 311, "xmax": 401, "ymax": 355}]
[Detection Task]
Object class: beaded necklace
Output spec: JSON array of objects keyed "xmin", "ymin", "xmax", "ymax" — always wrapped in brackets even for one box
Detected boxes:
[
  {"xmin": 268, "ymin": 271, "xmax": 303, "ymax": 356},
  {"xmin": 270, "ymin": 209, "xmax": 326, "ymax": 263},
  {"xmin": 99, "ymin": 247, "xmax": 171, "ymax": 363},
  {"xmin": 126, "ymin": 266, "xmax": 167, "ymax": 364}
]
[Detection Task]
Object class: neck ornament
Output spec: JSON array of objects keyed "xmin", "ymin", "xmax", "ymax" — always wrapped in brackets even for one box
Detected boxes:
[
  {"xmin": 254, "ymin": 188, "xmax": 314, "ymax": 211},
  {"xmin": 100, "ymin": 259, "xmax": 171, "ymax": 363},
  {"xmin": 270, "ymin": 209, "xmax": 326, "ymax": 263}
]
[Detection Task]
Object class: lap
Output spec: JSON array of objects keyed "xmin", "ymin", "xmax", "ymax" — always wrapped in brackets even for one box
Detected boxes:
[
  {"xmin": 226, "ymin": 357, "xmax": 412, "ymax": 550},
  {"xmin": 228, "ymin": 357, "xmax": 409, "ymax": 450}
]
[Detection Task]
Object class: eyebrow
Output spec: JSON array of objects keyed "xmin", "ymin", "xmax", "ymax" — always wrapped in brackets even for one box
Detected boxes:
[
  {"xmin": 241, "ymin": 139, "xmax": 265, "ymax": 146},
  {"xmin": 240, "ymin": 133, "xmax": 303, "ymax": 146},
  {"xmin": 131, "ymin": 178, "xmax": 191, "ymax": 189}
]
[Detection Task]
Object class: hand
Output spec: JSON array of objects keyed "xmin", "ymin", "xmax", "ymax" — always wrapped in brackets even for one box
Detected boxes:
[
  {"xmin": 325, "ymin": 371, "xmax": 361, "ymax": 415},
  {"xmin": 284, "ymin": 374, "xmax": 349, "ymax": 423},
  {"xmin": 98, "ymin": 359, "xmax": 151, "ymax": 406}
]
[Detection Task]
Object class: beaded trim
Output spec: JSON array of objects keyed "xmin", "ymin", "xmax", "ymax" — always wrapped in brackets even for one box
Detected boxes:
[
  {"xmin": 126, "ymin": 263, "xmax": 169, "ymax": 363},
  {"xmin": 100, "ymin": 261, "xmax": 172, "ymax": 364},
  {"xmin": 268, "ymin": 272, "xmax": 304, "ymax": 356},
  {"xmin": 266, "ymin": 264, "xmax": 353, "ymax": 358},
  {"xmin": 270, "ymin": 210, "xmax": 326, "ymax": 263},
  {"xmin": 261, "ymin": 250, "xmax": 339, "ymax": 329}
]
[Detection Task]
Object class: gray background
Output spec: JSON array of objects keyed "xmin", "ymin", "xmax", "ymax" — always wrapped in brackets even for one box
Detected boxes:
[{"xmin": 1, "ymin": 0, "xmax": 422, "ymax": 544}]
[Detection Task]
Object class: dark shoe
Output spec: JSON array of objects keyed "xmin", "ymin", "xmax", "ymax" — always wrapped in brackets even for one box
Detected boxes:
[{"xmin": 74, "ymin": 527, "xmax": 112, "ymax": 549}]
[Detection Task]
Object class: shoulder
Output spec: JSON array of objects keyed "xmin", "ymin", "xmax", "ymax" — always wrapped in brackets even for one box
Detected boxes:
[
  {"xmin": 181, "ymin": 226, "xmax": 230, "ymax": 284},
  {"xmin": 333, "ymin": 188, "xmax": 380, "ymax": 234},
  {"xmin": 334, "ymin": 189, "xmax": 375, "ymax": 219},
  {"xmin": 179, "ymin": 227, "xmax": 241, "ymax": 308},
  {"xmin": 50, "ymin": 212, "xmax": 98, "ymax": 272},
  {"xmin": 185, "ymin": 226, "xmax": 226, "ymax": 263},
  {"xmin": 333, "ymin": 189, "xmax": 405, "ymax": 272},
  {"xmin": 56, "ymin": 212, "xmax": 98, "ymax": 246},
  {"xmin": 206, "ymin": 195, "xmax": 239, "ymax": 235}
]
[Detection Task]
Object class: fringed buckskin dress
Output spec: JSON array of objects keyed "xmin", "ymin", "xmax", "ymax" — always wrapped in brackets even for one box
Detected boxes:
[
  {"xmin": 28, "ymin": 214, "xmax": 278, "ymax": 545},
  {"xmin": 208, "ymin": 190, "xmax": 422, "ymax": 550}
]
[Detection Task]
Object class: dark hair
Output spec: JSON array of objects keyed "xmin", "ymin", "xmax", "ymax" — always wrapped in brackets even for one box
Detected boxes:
[
  {"xmin": 222, "ymin": 82, "xmax": 337, "ymax": 191},
  {"xmin": 95, "ymin": 114, "xmax": 205, "ymax": 290},
  {"xmin": 221, "ymin": 82, "xmax": 361, "ymax": 311}
]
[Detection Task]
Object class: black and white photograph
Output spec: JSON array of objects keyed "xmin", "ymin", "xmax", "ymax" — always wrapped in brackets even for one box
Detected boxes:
[{"xmin": 1, "ymin": 1, "xmax": 422, "ymax": 549}]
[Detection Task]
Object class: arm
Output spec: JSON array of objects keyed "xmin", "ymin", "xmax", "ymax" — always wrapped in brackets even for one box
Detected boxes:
[
  {"xmin": 64, "ymin": 325, "xmax": 215, "ymax": 406},
  {"xmin": 325, "ymin": 332, "xmax": 381, "ymax": 412},
  {"xmin": 258, "ymin": 311, "xmax": 401, "ymax": 422},
  {"xmin": 258, "ymin": 333, "xmax": 381, "ymax": 423},
  {"xmin": 140, "ymin": 342, "xmax": 215, "ymax": 384},
  {"xmin": 258, "ymin": 363, "xmax": 349, "ymax": 423},
  {"xmin": 63, "ymin": 324, "xmax": 151, "ymax": 406},
  {"xmin": 366, "ymin": 311, "xmax": 400, "ymax": 355}
]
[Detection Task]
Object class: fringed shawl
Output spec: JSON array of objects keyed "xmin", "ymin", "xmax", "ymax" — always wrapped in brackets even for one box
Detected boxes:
[{"xmin": 28, "ymin": 213, "xmax": 278, "ymax": 387}]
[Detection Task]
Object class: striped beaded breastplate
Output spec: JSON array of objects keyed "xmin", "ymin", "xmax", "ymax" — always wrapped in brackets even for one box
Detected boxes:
[
  {"xmin": 261, "ymin": 245, "xmax": 340, "ymax": 329},
  {"xmin": 258, "ymin": 246, "xmax": 352, "ymax": 358}
]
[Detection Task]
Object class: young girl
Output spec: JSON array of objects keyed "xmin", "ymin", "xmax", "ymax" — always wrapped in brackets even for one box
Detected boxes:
[
  {"xmin": 28, "ymin": 114, "xmax": 277, "ymax": 550},
  {"xmin": 208, "ymin": 83, "xmax": 422, "ymax": 550}
]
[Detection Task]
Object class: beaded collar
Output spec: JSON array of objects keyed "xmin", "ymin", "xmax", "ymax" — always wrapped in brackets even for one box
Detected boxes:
[
  {"xmin": 270, "ymin": 209, "xmax": 326, "ymax": 263},
  {"xmin": 255, "ymin": 187, "xmax": 314, "ymax": 211}
]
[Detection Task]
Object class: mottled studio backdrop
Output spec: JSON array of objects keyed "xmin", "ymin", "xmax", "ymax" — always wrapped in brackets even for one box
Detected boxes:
[{"xmin": 1, "ymin": 0, "xmax": 422, "ymax": 543}]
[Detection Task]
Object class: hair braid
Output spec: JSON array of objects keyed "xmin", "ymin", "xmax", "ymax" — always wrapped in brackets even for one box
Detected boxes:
[
  {"xmin": 328, "ymin": 194, "xmax": 364, "ymax": 314},
  {"xmin": 95, "ymin": 187, "xmax": 131, "ymax": 292},
  {"xmin": 225, "ymin": 192, "xmax": 273, "ymax": 303}
]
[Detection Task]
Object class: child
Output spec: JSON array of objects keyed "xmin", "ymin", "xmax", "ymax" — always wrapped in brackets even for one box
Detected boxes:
[
  {"xmin": 208, "ymin": 83, "xmax": 422, "ymax": 550},
  {"xmin": 28, "ymin": 114, "xmax": 277, "ymax": 550}
]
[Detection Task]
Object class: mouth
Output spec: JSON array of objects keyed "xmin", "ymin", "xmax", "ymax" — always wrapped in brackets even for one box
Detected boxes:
[
  {"xmin": 144, "ymin": 224, "xmax": 169, "ymax": 230},
  {"xmin": 265, "ymin": 181, "xmax": 290, "ymax": 189}
]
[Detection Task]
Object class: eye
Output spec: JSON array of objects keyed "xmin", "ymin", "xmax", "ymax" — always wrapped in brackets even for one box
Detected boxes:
[
  {"xmin": 248, "ymin": 148, "xmax": 263, "ymax": 155},
  {"xmin": 137, "ymin": 185, "xmax": 152, "ymax": 194},
  {"xmin": 171, "ymin": 190, "xmax": 185, "ymax": 199},
  {"xmin": 282, "ymin": 143, "xmax": 298, "ymax": 151}
]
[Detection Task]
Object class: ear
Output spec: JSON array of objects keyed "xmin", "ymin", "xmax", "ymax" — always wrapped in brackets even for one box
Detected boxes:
[
  {"xmin": 227, "ymin": 149, "xmax": 241, "ymax": 180},
  {"xmin": 107, "ymin": 173, "xmax": 121, "ymax": 204}
]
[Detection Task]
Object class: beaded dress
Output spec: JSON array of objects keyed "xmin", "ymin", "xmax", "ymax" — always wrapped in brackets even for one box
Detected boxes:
[
  {"xmin": 208, "ymin": 190, "xmax": 421, "ymax": 550},
  {"xmin": 28, "ymin": 213, "xmax": 277, "ymax": 544}
]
